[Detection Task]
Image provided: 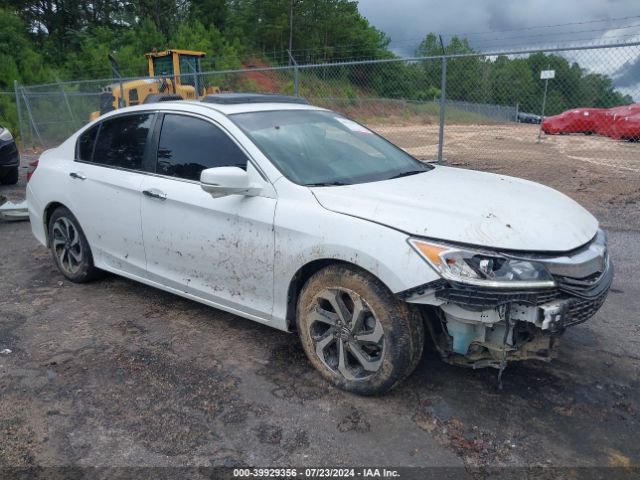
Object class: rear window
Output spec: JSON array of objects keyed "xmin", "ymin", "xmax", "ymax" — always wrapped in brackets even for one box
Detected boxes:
[{"xmin": 92, "ymin": 114, "xmax": 154, "ymax": 170}]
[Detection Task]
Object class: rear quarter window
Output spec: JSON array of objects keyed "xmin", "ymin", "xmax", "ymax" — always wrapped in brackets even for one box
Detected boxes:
[{"xmin": 76, "ymin": 124, "xmax": 99, "ymax": 161}]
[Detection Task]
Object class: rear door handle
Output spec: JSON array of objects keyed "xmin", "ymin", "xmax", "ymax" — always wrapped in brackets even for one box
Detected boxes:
[
  {"xmin": 142, "ymin": 189, "xmax": 167, "ymax": 200},
  {"xmin": 69, "ymin": 172, "xmax": 86, "ymax": 180}
]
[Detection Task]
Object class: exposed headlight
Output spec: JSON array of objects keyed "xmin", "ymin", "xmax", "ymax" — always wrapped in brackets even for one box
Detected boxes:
[
  {"xmin": 0, "ymin": 128, "xmax": 13, "ymax": 142},
  {"xmin": 409, "ymin": 239, "xmax": 555, "ymax": 288}
]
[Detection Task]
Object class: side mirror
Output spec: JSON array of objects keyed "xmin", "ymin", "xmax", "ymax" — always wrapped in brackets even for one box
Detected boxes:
[{"xmin": 200, "ymin": 166, "xmax": 261, "ymax": 198}]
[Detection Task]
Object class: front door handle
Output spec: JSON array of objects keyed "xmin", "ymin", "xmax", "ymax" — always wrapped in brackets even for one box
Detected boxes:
[
  {"xmin": 142, "ymin": 189, "xmax": 167, "ymax": 200},
  {"xmin": 69, "ymin": 172, "xmax": 86, "ymax": 180}
]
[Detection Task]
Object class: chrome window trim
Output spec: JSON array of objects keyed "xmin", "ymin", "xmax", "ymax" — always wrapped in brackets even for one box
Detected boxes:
[
  {"xmin": 73, "ymin": 111, "xmax": 157, "ymax": 168},
  {"xmin": 72, "ymin": 108, "xmax": 271, "ymax": 184},
  {"xmin": 155, "ymin": 110, "xmax": 270, "ymax": 183}
]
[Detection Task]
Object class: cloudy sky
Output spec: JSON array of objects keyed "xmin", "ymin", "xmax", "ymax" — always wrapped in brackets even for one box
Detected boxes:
[{"xmin": 358, "ymin": 0, "xmax": 640, "ymax": 98}]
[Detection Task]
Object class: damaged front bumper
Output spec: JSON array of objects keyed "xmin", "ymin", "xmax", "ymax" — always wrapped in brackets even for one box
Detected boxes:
[{"xmin": 400, "ymin": 238, "xmax": 613, "ymax": 369}]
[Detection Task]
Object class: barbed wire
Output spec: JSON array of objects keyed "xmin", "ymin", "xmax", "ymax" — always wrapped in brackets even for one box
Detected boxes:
[
  {"xmin": 470, "ymin": 33, "xmax": 640, "ymax": 52},
  {"xmin": 387, "ymin": 26, "xmax": 640, "ymax": 50},
  {"xmin": 390, "ymin": 14, "xmax": 640, "ymax": 43}
]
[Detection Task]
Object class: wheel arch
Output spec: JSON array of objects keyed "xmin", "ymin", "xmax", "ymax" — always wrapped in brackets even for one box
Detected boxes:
[
  {"xmin": 285, "ymin": 258, "xmax": 393, "ymax": 331},
  {"xmin": 43, "ymin": 201, "xmax": 69, "ymax": 246}
]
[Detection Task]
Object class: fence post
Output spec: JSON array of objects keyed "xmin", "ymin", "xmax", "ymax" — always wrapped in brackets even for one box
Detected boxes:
[
  {"xmin": 14, "ymin": 80, "xmax": 27, "ymax": 150},
  {"xmin": 20, "ymin": 87, "xmax": 44, "ymax": 148},
  {"xmin": 537, "ymin": 65, "xmax": 551, "ymax": 142},
  {"xmin": 287, "ymin": 50, "xmax": 299, "ymax": 96},
  {"xmin": 57, "ymin": 77, "xmax": 77, "ymax": 128},
  {"xmin": 437, "ymin": 57, "xmax": 447, "ymax": 163}
]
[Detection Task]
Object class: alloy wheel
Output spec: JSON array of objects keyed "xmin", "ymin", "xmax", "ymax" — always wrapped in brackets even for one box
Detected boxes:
[
  {"xmin": 52, "ymin": 217, "xmax": 84, "ymax": 275},
  {"xmin": 307, "ymin": 287, "xmax": 385, "ymax": 381}
]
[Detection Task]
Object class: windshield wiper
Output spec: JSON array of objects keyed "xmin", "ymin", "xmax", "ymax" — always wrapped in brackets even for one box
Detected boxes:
[
  {"xmin": 304, "ymin": 181, "xmax": 351, "ymax": 187},
  {"xmin": 387, "ymin": 170, "xmax": 427, "ymax": 180}
]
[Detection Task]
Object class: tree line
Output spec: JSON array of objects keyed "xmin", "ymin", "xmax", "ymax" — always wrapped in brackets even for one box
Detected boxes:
[
  {"xmin": 0, "ymin": 1, "xmax": 633, "ymax": 137},
  {"xmin": 411, "ymin": 33, "xmax": 632, "ymax": 115}
]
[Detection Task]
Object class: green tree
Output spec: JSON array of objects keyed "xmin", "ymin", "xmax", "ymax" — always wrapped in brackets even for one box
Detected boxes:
[
  {"xmin": 226, "ymin": 0, "xmax": 389, "ymax": 63},
  {"xmin": 189, "ymin": 0, "xmax": 228, "ymax": 30},
  {"xmin": 0, "ymin": 8, "xmax": 54, "ymax": 133},
  {"xmin": 443, "ymin": 36, "xmax": 484, "ymax": 102},
  {"xmin": 171, "ymin": 19, "xmax": 241, "ymax": 70},
  {"xmin": 489, "ymin": 57, "xmax": 536, "ymax": 107}
]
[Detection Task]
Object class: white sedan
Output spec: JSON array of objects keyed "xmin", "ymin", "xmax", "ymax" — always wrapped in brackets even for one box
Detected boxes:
[{"xmin": 27, "ymin": 94, "xmax": 613, "ymax": 395}]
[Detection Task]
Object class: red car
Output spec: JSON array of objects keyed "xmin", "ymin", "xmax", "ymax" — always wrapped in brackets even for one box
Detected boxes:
[
  {"xmin": 608, "ymin": 112, "xmax": 640, "ymax": 141},
  {"xmin": 541, "ymin": 108, "xmax": 606, "ymax": 135},
  {"xmin": 595, "ymin": 105, "xmax": 640, "ymax": 137}
]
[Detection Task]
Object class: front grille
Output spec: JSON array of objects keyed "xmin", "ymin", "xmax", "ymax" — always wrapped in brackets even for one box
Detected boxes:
[
  {"xmin": 435, "ymin": 284, "xmax": 560, "ymax": 309},
  {"xmin": 563, "ymin": 290, "xmax": 609, "ymax": 327},
  {"xmin": 555, "ymin": 258, "xmax": 613, "ymax": 300}
]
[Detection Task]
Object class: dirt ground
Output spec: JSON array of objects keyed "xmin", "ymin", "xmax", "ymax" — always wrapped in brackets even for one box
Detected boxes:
[{"xmin": 1, "ymin": 127, "xmax": 639, "ymax": 477}]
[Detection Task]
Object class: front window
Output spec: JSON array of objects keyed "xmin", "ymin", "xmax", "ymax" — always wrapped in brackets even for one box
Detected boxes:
[
  {"xmin": 153, "ymin": 56, "xmax": 173, "ymax": 76},
  {"xmin": 156, "ymin": 114, "xmax": 248, "ymax": 181},
  {"xmin": 231, "ymin": 110, "xmax": 432, "ymax": 186}
]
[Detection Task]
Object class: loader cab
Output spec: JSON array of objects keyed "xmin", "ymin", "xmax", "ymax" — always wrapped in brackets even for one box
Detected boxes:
[
  {"xmin": 90, "ymin": 49, "xmax": 217, "ymax": 120},
  {"xmin": 146, "ymin": 49, "xmax": 205, "ymax": 89}
]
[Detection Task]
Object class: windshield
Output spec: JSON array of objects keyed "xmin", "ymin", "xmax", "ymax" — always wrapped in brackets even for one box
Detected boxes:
[{"xmin": 231, "ymin": 110, "xmax": 432, "ymax": 186}]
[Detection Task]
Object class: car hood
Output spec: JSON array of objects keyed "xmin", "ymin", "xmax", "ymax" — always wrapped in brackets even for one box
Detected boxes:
[{"xmin": 310, "ymin": 166, "xmax": 598, "ymax": 252}]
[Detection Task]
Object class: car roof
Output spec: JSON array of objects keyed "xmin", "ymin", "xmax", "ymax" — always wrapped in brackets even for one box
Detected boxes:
[
  {"xmin": 100, "ymin": 99, "xmax": 325, "ymax": 119},
  {"xmin": 201, "ymin": 93, "xmax": 309, "ymax": 105}
]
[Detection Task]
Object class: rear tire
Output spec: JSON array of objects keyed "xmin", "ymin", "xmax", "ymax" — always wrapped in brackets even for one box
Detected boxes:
[
  {"xmin": 296, "ymin": 264, "xmax": 424, "ymax": 395},
  {"xmin": 48, "ymin": 206, "xmax": 102, "ymax": 283},
  {"xmin": 0, "ymin": 166, "xmax": 18, "ymax": 185}
]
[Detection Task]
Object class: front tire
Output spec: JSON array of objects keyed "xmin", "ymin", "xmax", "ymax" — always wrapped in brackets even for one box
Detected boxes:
[
  {"xmin": 48, "ymin": 206, "xmax": 101, "ymax": 283},
  {"xmin": 296, "ymin": 265, "xmax": 424, "ymax": 395}
]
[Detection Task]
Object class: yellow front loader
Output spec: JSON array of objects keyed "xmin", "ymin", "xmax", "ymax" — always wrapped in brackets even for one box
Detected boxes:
[{"xmin": 90, "ymin": 49, "xmax": 221, "ymax": 120}]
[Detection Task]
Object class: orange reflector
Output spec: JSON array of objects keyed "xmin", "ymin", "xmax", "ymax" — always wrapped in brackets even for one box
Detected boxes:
[{"xmin": 412, "ymin": 242, "xmax": 448, "ymax": 265}]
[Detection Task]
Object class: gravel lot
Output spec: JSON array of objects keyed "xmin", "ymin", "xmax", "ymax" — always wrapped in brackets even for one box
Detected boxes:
[{"xmin": 1, "ymin": 128, "xmax": 639, "ymax": 475}]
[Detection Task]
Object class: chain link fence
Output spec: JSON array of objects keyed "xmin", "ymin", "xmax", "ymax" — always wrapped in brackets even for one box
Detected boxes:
[{"xmin": 13, "ymin": 41, "xmax": 640, "ymax": 170}]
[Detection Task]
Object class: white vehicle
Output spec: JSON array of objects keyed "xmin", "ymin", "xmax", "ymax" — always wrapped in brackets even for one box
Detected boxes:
[{"xmin": 27, "ymin": 94, "xmax": 613, "ymax": 395}]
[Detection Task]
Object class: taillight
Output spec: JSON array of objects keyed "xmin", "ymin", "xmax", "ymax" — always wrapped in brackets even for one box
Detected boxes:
[{"xmin": 26, "ymin": 160, "xmax": 39, "ymax": 182}]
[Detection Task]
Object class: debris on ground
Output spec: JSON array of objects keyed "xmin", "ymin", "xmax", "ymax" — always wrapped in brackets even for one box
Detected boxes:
[{"xmin": 0, "ymin": 195, "xmax": 28, "ymax": 222}]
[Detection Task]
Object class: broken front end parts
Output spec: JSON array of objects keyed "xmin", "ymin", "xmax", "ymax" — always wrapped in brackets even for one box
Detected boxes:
[{"xmin": 402, "ymin": 230, "xmax": 612, "ymax": 368}]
